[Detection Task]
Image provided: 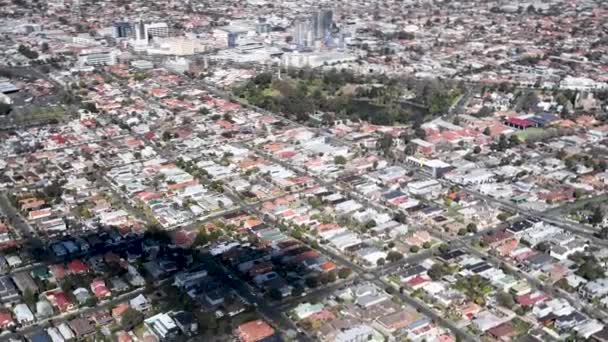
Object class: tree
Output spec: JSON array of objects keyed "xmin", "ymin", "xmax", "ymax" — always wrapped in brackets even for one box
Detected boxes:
[
  {"xmin": 596, "ymin": 227, "xmax": 608, "ymax": 240},
  {"xmin": 0, "ymin": 103, "xmax": 12, "ymax": 116},
  {"xmin": 422, "ymin": 241, "xmax": 432, "ymax": 249},
  {"xmin": 305, "ymin": 276, "xmax": 319, "ymax": 288},
  {"xmin": 196, "ymin": 312, "xmax": 218, "ymax": 333},
  {"xmin": 41, "ymin": 42, "xmax": 49, "ymax": 52},
  {"xmin": 438, "ymin": 243, "xmax": 450, "ymax": 254},
  {"xmin": 291, "ymin": 229, "xmax": 303, "ymax": 240},
  {"xmin": 466, "ymin": 223, "xmax": 478, "ymax": 233},
  {"xmin": 496, "ymin": 291, "xmax": 515, "ymax": 309},
  {"xmin": 198, "ymin": 107, "xmax": 209, "ymax": 115},
  {"xmin": 18, "ymin": 44, "xmax": 38, "ymax": 59},
  {"xmin": 475, "ymin": 106, "xmax": 494, "ymax": 117},
  {"xmin": 269, "ymin": 288, "xmax": 283, "ymax": 300},
  {"xmin": 85, "ymin": 297, "xmax": 98, "ymax": 307},
  {"xmin": 576, "ymin": 258, "xmax": 604, "ymax": 281},
  {"xmin": 320, "ymin": 272, "xmax": 337, "ymax": 284},
  {"xmin": 334, "ymin": 155, "xmax": 347, "ymax": 165},
  {"xmin": 590, "ymin": 206, "xmax": 604, "ymax": 226},
  {"xmin": 509, "ymin": 134, "xmax": 520, "ymax": 146},
  {"xmin": 428, "ymin": 263, "xmax": 447, "ymax": 280},
  {"xmin": 386, "ymin": 251, "xmax": 403, "ymax": 263},
  {"xmin": 83, "ymin": 102, "xmax": 98, "ymax": 113},
  {"xmin": 473, "ymin": 146, "xmax": 481, "ymax": 154},
  {"xmin": 338, "ymin": 268, "xmax": 352, "ymax": 279},
  {"xmin": 376, "ymin": 133, "xmax": 394, "ymax": 154},
  {"xmin": 414, "ymin": 128, "xmax": 426, "ymax": 139},
  {"xmin": 376, "ymin": 258, "xmax": 386, "ymax": 266},
  {"xmin": 22, "ymin": 288, "xmax": 36, "ymax": 306},
  {"xmin": 457, "ymin": 228, "xmax": 467, "ymax": 236},
  {"xmin": 253, "ymin": 72, "xmax": 272, "ymax": 86},
  {"xmin": 120, "ymin": 308, "xmax": 144, "ymax": 330},
  {"xmin": 364, "ymin": 220, "xmax": 376, "ymax": 230},
  {"xmin": 43, "ymin": 182, "xmax": 64, "ymax": 199},
  {"xmin": 410, "ymin": 245, "xmax": 420, "ymax": 253},
  {"xmin": 497, "ymin": 212, "xmax": 512, "ymax": 222},
  {"xmin": 483, "ymin": 127, "xmax": 491, "ymax": 136}
]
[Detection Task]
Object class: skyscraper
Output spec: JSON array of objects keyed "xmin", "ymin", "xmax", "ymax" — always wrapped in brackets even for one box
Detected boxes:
[
  {"xmin": 293, "ymin": 9, "xmax": 333, "ymax": 49},
  {"xmin": 314, "ymin": 9, "xmax": 333, "ymax": 41},
  {"xmin": 293, "ymin": 17, "xmax": 314, "ymax": 48},
  {"xmin": 134, "ymin": 20, "xmax": 147, "ymax": 42},
  {"xmin": 113, "ymin": 22, "xmax": 132, "ymax": 39}
]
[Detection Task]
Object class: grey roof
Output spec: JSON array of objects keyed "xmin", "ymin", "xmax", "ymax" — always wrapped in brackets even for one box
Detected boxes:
[
  {"xmin": 12, "ymin": 271, "xmax": 39, "ymax": 294},
  {"xmin": 526, "ymin": 253, "xmax": 554, "ymax": 267},
  {"xmin": 0, "ymin": 81, "xmax": 18, "ymax": 94}
]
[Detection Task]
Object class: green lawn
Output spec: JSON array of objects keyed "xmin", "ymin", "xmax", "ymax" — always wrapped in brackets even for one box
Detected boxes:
[
  {"xmin": 511, "ymin": 317, "xmax": 532, "ymax": 335},
  {"xmin": 515, "ymin": 127, "xmax": 544, "ymax": 141},
  {"xmin": 12, "ymin": 106, "xmax": 71, "ymax": 125}
]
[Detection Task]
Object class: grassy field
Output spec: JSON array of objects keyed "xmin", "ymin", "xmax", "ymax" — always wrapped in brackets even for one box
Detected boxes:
[
  {"xmin": 515, "ymin": 127, "xmax": 544, "ymax": 141},
  {"xmin": 7, "ymin": 105, "xmax": 72, "ymax": 127}
]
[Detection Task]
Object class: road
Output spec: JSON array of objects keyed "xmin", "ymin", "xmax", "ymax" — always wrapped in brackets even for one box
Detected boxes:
[
  {"xmin": 451, "ymin": 238, "xmax": 608, "ymax": 323},
  {"xmin": 214, "ymin": 259, "xmax": 313, "ymax": 342},
  {"xmin": 0, "ymin": 192, "xmax": 37, "ymax": 239},
  {"xmin": 542, "ymin": 193, "xmax": 608, "ymax": 216},
  {"xmin": 194, "ymin": 82, "xmax": 481, "ymax": 340},
  {"xmin": 1, "ymin": 278, "xmax": 171, "ymax": 340}
]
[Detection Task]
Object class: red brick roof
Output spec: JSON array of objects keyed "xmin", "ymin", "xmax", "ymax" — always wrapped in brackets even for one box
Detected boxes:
[
  {"xmin": 505, "ymin": 117, "xmax": 532, "ymax": 127},
  {"xmin": 236, "ymin": 320, "xmax": 275, "ymax": 342},
  {"xmin": 0, "ymin": 311, "xmax": 13, "ymax": 328},
  {"xmin": 67, "ymin": 259, "xmax": 89, "ymax": 274}
]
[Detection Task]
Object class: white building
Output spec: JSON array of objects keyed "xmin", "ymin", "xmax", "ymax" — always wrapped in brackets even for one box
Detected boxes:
[
  {"xmin": 407, "ymin": 179, "xmax": 442, "ymax": 196},
  {"xmin": 560, "ymin": 76, "xmax": 608, "ymax": 91},
  {"xmin": 145, "ymin": 313, "xmax": 179, "ymax": 340},
  {"xmin": 282, "ymin": 51, "xmax": 357, "ymax": 69},
  {"xmin": 145, "ymin": 22, "xmax": 169, "ymax": 39},
  {"xmin": 77, "ymin": 49, "xmax": 117, "ymax": 66},
  {"xmin": 334, "ymin": 324, "xmax": 383, "ymax": 342},
  {"xmin": 13, "ymin": 303, "xmax": 34, "ymax": 324}
]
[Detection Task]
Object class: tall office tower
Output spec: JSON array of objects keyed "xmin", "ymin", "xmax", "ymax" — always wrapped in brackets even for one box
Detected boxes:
[
  {"xmin": 314, "ymin": 9, "xmax": 333, "ymax": 40},
  {"xmin": 293, "ymin": 17, "xmax": 314, "ymax": 48},
  {"xmin": 144, "ymin": 22, "xmax": 169, "ymax": 40},
  {"xmin": 113, "ymin": 22, "xmax": 133, "ymax": 39},
  {"xmin": 134, "ymin": 20, "xmax": 147, "ymax": 42}
]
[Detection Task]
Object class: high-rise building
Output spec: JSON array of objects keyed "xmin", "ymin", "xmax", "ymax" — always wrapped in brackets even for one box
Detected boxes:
[
  {"xmin": 314, "ymin": 9, "xmax": 333, "ymax": 40},
  {"xmin": 132, "ymin": 21, "xmax": 169, "ymax": 42},
  {"xmin": 134, "ymin": 20, "xmax": 147, "ymax": 42},
  {"xmin": 293, "ymin": 17, "xmax": 314, "ymax": 48},
  {"xmin": 113, "ymin": 22, "xmax": 132, "ymax": 39},
  {"xmin": 78, "ymin": 49, "xmax": 117, "ymax": 66},
  {"xmin": 293, "ymin": 9, "xmax": 333, "ymax": 49},
  {"xmin": 144, "ymin": 22, "xmax": 169, "ymax": 40}
]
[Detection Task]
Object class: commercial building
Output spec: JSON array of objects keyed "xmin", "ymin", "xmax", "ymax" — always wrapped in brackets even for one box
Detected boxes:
[
  {"xmin": 77, "ymin": 49, "xmax": 117, "ymax": 66},
  {"xmin": 405, "ymin": 157, "xmax": 453, "ymax": 178},
  {"xmin": 145, "ymin": 22, "xmax": 169, "ymax": 39},
  {"xmin": 112, "ymin": 22, "xmax": 132, "ymax": 39},
  {"xmin": 145, "ymin": 313, "xmax": 179, "ymax": 340}
]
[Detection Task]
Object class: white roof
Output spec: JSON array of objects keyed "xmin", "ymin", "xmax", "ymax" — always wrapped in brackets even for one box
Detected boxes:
[
  {"xmin": 47, "ymin": 327, "xmax": 65, "ymax": 342},
  {"xmin": 13, "ymin": 303, "xmax": 34, "ymax": 321},
  {"xmin": 57, "ymin": 323, "xmax": 75, "ymax": 340}
]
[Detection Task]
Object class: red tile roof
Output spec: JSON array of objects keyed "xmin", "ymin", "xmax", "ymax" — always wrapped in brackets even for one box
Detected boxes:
[
  {"xmin": 0, "ymin": 311, "xmax": 13, "ymax": 328},
  {"xmin": 91, "ymin": 279, "xmax": 111, "ymax": 298},
  {"xmin": 516, "ymin": 291, "xmax": 548, "ymax": 307},
  {"xmin": 505, "ymin": 117, "xmax": 532, "ymax": 127},
  {"xmin": 67, "ymin": 259, "xmax": 89, "ymax": 274},
  {"xmin": 236, "ymin": 320, "xmax": 275, "ymax": 342}
]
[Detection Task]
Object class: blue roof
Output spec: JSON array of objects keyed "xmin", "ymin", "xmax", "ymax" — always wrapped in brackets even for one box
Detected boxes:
[
  {"xmin": 30, "ymin": 331, "xmax": 52, "ymax": 342},
  {"xmin": 383, "ymin": 190, "xmax": 405, "ymax": 200},
  {"xmin": 529, "ymin": 112, "xmax": 559, "ymax": 126}
]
